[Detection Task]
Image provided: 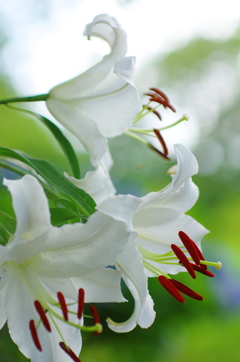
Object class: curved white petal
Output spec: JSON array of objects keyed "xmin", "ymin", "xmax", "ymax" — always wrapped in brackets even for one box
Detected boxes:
[
  {"xmin": 34, "ymin": 212, "xmax": 133, "ymax": 278},
  {"xmin": 141, "ymin": 144, "xmax": 199, "ymax": 211},
  {"xmin": 97, "ymin": 194, "xmax": 142, "ymax": 232},
  {"xmin": 3, "ymin": 175, "xmax": 51, "ymax": 242},
  {"xmin": 48, "ymin": 14, "xmax": 127, "ymax": 99},
  {"xmin": 5, "ymin": 274, "xmax": 81, "ymax": 362},
  {"xmin": 134, "ymin": 207, "xmax": 209, "ymax": 255},
  {"xmin": 46, "ymin": 100, "xmax": 107, "ymax": 165},
  {"xmin": 107, "ymin": 242, "xmax": 155, "ymax": 332},
  {"xmin": 65, "ymin": 165, "xmax": 115, "ymax": 204},
  {"xmin": 72, "ymin": 268, "xmax": 126, "ymax": 303}
]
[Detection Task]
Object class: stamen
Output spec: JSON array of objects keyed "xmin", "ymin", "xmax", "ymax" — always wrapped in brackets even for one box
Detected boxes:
[
  {"xmin": 148, "ymin": 144, "xmax": 171, "ymax": 160},
  {"xmin": 34, "ymin": 300, "xmax": 51, "ymax": 332},
  {"xmin": 57, "ymin": 292, "xmax": 68, "ymax": 321},
  {"xmin": 90, "ymin": 304, "xmax": 100, "ymax": 336},
  {"xmin": 77, "ymin": 288, "xmax": 84, "ymax": 320},
  {"xmin": 171, "ymin": 244, "xmax": 196, "ymax": 279},
  {"xmin": 171, "ymin": 279, "xmax": 203, "ymax": 301},
  {"xmin": 191, "ymin": 263, "xmax": 215, "ymax": 277},
  {"xmin": 143, "ymin": 105, "xmax": 162, "ymax": 120},
  {"xmin": 195, "ymin": 248, "xmax": 208, "ymax": 271},
  {"xmin": 158, "ymin": 275, "xmax": 185, "ymax": 303},
  {"xmin": 59, "ymin": 342, "xmax": 81, "ymax": 362},
  {"xmin": 178, "ymin": 231, "xmax": 201, "ymax": 265},
  {"xmin": 149, "ymin": 87, "xmax": 170, "ymax": 102},
  {"xmin": 29, "ymin": 320, "xmax": 42, "ymax": 351},
  {"xmin": 153, "ymin": 129, "xmax": 168, "ymax": 156}
]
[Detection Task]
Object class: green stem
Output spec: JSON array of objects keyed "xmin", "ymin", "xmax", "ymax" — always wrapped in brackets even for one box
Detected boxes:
[{"xmin": 0, "ymin": 93, "xmax": 49, "ymax": 105}]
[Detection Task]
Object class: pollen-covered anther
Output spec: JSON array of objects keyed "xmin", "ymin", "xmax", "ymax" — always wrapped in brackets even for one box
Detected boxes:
[
  {"xmin": 57, "ymin": 292, "xmax": 68, "ymax": 321},
  {"xmin": 178, "ymin": 231, "xmax": 201, "ymax": 265},
  {"xmin": 77, "ymin": 288, "xmax": 85, "ymax": 320},
  {"xmin": 171, "ymin": 279, "xmax": 203, "ymax": 301},
  {"xmin": 148, "ymin": 143, "xmax": 171, "ymax": 161},
  {"xmin": 171, "ymin": 243, "xmax": 196, "ymax": 279},
  {"xmin": 29, "ymin": 319, "xmax": 42, "ymax": 351},
  {"xmin": 145, "ymin": 87, "xmax": 176, "ymax": 112},
  {"xmin": 59, "ymin": 342, "xmax": 81, "ymax": 362},
  {"xmin": 34, "ymin": 300, "xmax": 51, "ymax": 332},
  {"xmin": 158, "ymin": 275, "xmax": 185, "ymax": 303},
  {"xmin": 153, "ymin": 129, "xmax": 169, "ymax": 156},
  {"xmin": 191, "ymin": 263, "xmax": 215, "ymax": 277},
  {"xmin": 90, "ymin": 304, "xmax": 101, "ymax": 336}
]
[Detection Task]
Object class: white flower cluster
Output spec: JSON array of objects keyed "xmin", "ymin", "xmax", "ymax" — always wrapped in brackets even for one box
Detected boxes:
[{"xmin": 0, "ymin": 14, "xmax": 220, "ymax": 362}]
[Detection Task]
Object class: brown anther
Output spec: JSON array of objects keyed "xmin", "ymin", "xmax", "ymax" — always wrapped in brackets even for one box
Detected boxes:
[
  {"xmin": 148, "ymin": 144, "xmax": 171, "ymax": 160},
  {"xmin": 57, "ymin": 292, "xmax": 68, "ymax": 321},
  {"xmin": 153, "ymin": 129, "xmax": 168, "ymax": 156},
  {"xmin": 143, "ymin": 105, "xmax": 162, "ymax": 120},
  {"xmin": 171, "ymin": 244, "xmax": 196, "ymax": 279},
  {"xmin": 59, "ymin": 342, "xmax": 81, "ymax": 362},
  {"xmin": 77, "ymin": 288, "xmax": 85, "ymax": 320},
  {"xmin": 34, "ymin": 301, "xmax": 51, "ymax": 332},
  {"xmin": 195, "ymin": 248, "xmax": 208, "ymax": 271},
  {"xmin": 29, "ymin": 320, "xmax": 42, "ymax": 351},
  {"xmin": 90, "ymin": 304, "xmax": 100, "ymax": 336},
  {"xmin": 149, "ymin": 87, "xmax": 170, "ymax": 102},
  {"xmin": 149, "ymin": 96, "xmax": 169, "ymax": 108},
  {"xmin": 171, "ymin": 279, "xmax": 203, "ymax": 301},
  {"xmin": 191, "ymin": 263, "xmax": 215, "ymax": 277},
  {"xmin": 158, "ymin": 275, "xmax": 185, "ymax": 303},
  {"xmin": 178, "ymin": 231, "xmax": 201, "ymax": 265}
]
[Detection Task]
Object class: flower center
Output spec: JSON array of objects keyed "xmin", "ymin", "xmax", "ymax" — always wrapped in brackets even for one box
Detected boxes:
[{"xmin": 138, "ymin": 231, "xmax": 222, "ymax": 303}]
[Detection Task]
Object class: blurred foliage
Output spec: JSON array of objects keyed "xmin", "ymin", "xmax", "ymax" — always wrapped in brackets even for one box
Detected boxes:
[{"xmin": 1, "ymin": 10, "xmax": 240, "ymax": 362}]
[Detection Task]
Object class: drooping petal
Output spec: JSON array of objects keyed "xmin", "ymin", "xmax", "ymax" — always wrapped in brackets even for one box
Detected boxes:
[
  {"xmin": 5, "ymin": 274, "xmax": 81, "ymax": 362},
  {"xmin": 72, "ymin": 268, "xmax": 126, "ymax": 303},
  {"xmin": 140, "ymin": 144, "xmax": 199, "ymax": 212},
  {"xmin": 48, "ymin": 14, "xmax": 127, "ymax": 100},
  {"xmin": 3, "ymin": 175, "xmax": 51, "ymax": 242},
  {"xmin": 33, "ymin": 212, "xmax": 134, "ymax": 278},
  {"xmin": 46, "ymin": 101, "xmax": 108, "ymax": 165},
  {"xmin": 65, "ymin": 165, "xmax": 115, "ymax": 204},
  {"xmin": 107, "ymin": 242, "xmax": 155, "ymax": 332}
]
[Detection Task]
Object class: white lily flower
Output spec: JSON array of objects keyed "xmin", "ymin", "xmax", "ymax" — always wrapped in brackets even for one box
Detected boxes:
[
  {"xmin": 0, "ymin": 174, "xmax": 135, "ymax": 362},
  {"xmin": 46, "ymin": 14, "xmax": 141, "ymax": 165},
  {"xmin": 96, "ymin": 144, "xmax": 209, "ymax": 332}
]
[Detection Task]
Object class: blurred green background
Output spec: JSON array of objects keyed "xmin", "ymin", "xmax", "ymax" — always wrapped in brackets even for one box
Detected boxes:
[{"xmin": 1, "ymin": 1, "xmax": 240, "ymax": 361}]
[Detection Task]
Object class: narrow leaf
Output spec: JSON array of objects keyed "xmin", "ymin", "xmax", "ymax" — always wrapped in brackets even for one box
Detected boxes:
[{"xmin": 6, "ymin": 105, "xmax": 80, "ymax": 179}]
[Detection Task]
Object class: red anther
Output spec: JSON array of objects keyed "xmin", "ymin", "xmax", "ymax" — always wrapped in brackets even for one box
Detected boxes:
[
  {"xmin": 171, "ymin": 244, "xmax": 196, "ymax": 279},
  {"xmin": 90, "ymin": 304, "xmax": 100, "ymax": 336},
  {"xmin": 149, "ymin": 96, "xmax": 169, "ymax": 108},
  {"xmin": 34, "ymin": 301, "xmax": 51, "ymax": 332},
  {"xmin": 149, "ymin": 87, "xmax": 170, "ymax": 102},
  {"xmin": 178, "ymin": 231, "xmax": 201, "ymax": 265},
  {"xmin": 191, "ymin": 263, "xmax": 215, "ymax": 277},
  {"xmin": 153, "ymin": 129, "xmax": 168, "ymax": 156},
  {"xmin": 29, "ymin": 320, "xmax": 42, "ymax": 351},
  {"xmin": 57, "ymin": 292, "xmax": 68, "ymax": 321},
  {"xmin": 148, "ymin": 144, "xmax": 171, "ymax": 160},
  {"xmin": 59, "ymin": 342, "xmax": 81, "ymax": 362},
  {"xmin": 171, "ymin": 279, "xmax": 203, "ymax": 301},
  {"xmin": 143, "ymin": 105, "xmax": 162, "ymax": 120},
  {"xmin": 158, "ymin": 275, "xmax": 185, "ymax": 303},
  {"xmin": 77, "ymin": 288, "xmax": 85, "ymax": 319}
]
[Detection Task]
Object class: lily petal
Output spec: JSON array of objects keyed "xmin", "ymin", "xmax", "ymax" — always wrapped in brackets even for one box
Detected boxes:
[
  {"xmin": 107, "ymin": 242, "xmax": 155, "ymax": 332},
  {"xmin": 3, "ymin": 175, "xmax": 51, "ymax": 242},
  {"xmin": 72, "ymin": 268, "xmax": 126, "ymax": 303}
]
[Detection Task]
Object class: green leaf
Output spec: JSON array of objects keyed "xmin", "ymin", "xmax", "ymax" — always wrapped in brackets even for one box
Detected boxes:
[
  {"xmin": 0, "ymin": 147, "xmax": 96, "ymax": 217},
  {"xmin": 50, "ymin": 208, "xmax": 80, "ymax": 226},
  {"xmin": 0, "ymin": 223, "xmax": 11, "ymax": 244},
  {"xmin": 6, "ymin": 104, "xmax": 80, "ymax": 178}
]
